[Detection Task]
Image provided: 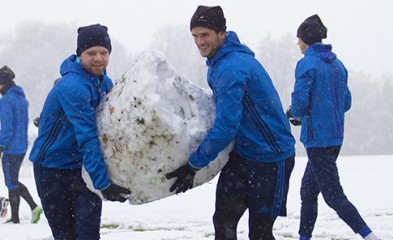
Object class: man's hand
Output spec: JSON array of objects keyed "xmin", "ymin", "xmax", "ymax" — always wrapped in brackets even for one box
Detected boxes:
[
  {"xmin": 166, "ymin": 164, "xmax": 197, "ymax": 194},
  {"xmin": 101, "ymin": 183, "xmax": 131, "ymax": 202},
  {"xmin": 286, "ymin": 106, "xmax": 302, "ymax": 126}
]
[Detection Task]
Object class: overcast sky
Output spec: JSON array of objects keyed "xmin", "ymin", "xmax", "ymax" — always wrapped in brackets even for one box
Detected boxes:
[{"xmin": 1, "ymin": 0, "xmax": 391, "ymax": 75}]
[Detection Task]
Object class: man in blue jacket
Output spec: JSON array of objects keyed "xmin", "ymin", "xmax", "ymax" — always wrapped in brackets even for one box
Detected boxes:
[
  {"xmin": 29, "ymin": 24, "xmax": 130, "ymax": 240},
  {"xmin": 287, "ymin": 15, "xmax": 379, "ymax": 240},
  {"xmin": 167, "ymin": 6, "xmax": 296, "ymax": 239},
  {"xmin": 0, "ymin": 66, "xmax": 43, "ymax": 224}
]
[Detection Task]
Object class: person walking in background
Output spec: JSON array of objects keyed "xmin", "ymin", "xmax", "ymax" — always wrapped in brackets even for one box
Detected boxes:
[
  {"xmin": 0, "ymin": 65, "xmax": 43, "ymax": 224},
  {"xmin": 166, "ymin": 6, "xmax": 296, "ymax": 239},
  {"xmin": 29, "ymin": 24, "xmax": 130, "ymax": 239},
  {"xmin": 286, "ymin": 14, "xmax": 379, "ymax": 240}
]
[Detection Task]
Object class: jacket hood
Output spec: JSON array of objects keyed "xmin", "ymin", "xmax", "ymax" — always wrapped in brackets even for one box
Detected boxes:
[
  {"xmin": 206, "ymin": 31, "xmax": 254, "ymax": 66},
  {"xmin": 306, "ymin": 43, "xmax": 336, "ymax": 63},
  {"xmin": 60, "ymin": 54, "xmax": 89, "ymax": 77},
  {"xmin": 4, "ymin": 85, "xmax": 25, "ymax": 98}
]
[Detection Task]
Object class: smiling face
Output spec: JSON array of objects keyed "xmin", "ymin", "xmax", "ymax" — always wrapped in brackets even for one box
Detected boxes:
[
  {"xmin": 191, "ymin": 27, "xmax": 226, "ymax": 58},
  {"xmin": 79, "ymin": 46, "xmax": 110, "ymax": 76}
]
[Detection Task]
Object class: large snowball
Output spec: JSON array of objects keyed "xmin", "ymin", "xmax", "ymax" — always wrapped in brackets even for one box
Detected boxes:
[{"xmin": 83, "ymin": 50, "xmax": 232, "ymax": 204}]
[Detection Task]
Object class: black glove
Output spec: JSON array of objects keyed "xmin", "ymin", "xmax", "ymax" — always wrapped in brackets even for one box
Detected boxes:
[
  {"xmin": 101, "ymin": 183, "xmax": 131, "ymax": 202},
  {"xmin": 166, "ymin": 164, "xmax": 197, "ymax": 194},
  {"xmin": 286, "ymin": 106, "xmax": 302, "ymax": 126},
  {"xmin": 33, "ymin": 117, "xmax": 40, "ymax": 127}
]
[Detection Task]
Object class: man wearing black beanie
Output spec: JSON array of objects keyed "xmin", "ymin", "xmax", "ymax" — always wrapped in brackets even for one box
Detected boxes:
[
  {"xmin": 296, "ymin": 14, "xmax": 327, "ymax": 47},
  {"xmin": 167, "ymin": 5, "xmax": 296, "ymax": 240},
  {"xmin": 76, "ymin": 24, "xmax": 112, "ymax": 56},
  {"xmin": 29, "ymin": 24, "xmax": 130, "ymax": 240},
  {"xmin": 190, "ymin": 5, "xmax": 227, "ymax": 33},
  {"xmin": 287, "ymin": 15, "xmax": 380, "ymax": 240}
]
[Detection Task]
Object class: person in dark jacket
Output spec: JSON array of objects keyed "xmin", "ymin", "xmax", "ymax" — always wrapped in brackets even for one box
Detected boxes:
[
  {"xmin": 287, "ymin": 14, "xmax": 379, "ymax": 240},
  {"xmin": 0, "ymin": 65, "xmax": 43, "ymax": 224},
  {"xmin": 29, "ymin": 24, "xmax": 130, "ymax": 240},
  {"xmin": 166, "ymin": 6, "xmax": 296, "ymax": 239}
]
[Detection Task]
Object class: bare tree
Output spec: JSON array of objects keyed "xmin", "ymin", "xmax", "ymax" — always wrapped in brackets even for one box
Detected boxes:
[
  {"xmin": 0, "ymin": 21, "xmax": 131, "ymax": 120},
  {"xmin": 255, "ymin": 34, "xmax": 393, "ymax": 155},
  {"xmin": 150, "ymin": 25, "xmax": 208, "ymax": 90}
]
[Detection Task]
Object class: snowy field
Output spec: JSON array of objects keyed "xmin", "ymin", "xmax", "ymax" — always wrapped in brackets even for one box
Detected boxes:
[{"xmin": 0, "ymin": 154, "xmax": 392, "ymax": 240}]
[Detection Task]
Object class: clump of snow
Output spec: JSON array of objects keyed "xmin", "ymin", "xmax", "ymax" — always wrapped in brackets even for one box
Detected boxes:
[{"xmin": 83, "ymin": 50, "xmax": 232, "ymax": 204}]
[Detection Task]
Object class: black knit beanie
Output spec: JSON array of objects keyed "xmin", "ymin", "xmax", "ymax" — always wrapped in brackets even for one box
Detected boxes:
[
  {"xmin": 76, "ymin": 24, "xmax": 112, "ymax": 56},
  {"xmin": 0, "ymin": 65, "xmax": 16, "ymax": 95},
  {"xmin": 190, "ymin": 5, "xmax": 226, "ymax": 32},
  {"xmin": 297, "ymin": 14, "xmax": 327, "ymax": 45}
]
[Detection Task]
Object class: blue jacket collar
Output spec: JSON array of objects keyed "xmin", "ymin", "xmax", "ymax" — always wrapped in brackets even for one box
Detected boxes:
[
  {"xmin": 306, "ymin": 43, "xmax": 337, "ymax": 63},
  {"xmin": 206, "ymin": 31, "xmax": 254, "ymax": 67}
]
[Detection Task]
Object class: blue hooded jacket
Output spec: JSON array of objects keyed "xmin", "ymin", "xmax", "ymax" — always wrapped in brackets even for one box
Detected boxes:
[
  {"xmin": 189, "ymin": 31, "xmax": 295, "ymax": 169},
  {"xmin": 29, "ymin": 54, "xmax": 113, "ymax": 190},
  {"xmin": 291, "ymin": 43, "xmax": 351, "ymax": 148},
  {"xmin": 0, "ymin": 86, "xmax": 29, "ymax": 154}
]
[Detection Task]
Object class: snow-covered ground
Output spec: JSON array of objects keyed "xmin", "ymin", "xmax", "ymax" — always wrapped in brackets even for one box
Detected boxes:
[
  {"xmin": 6, "ymin": 52, "xmax": 393, "ymax": 238},
  {"xmin": 0, "ymin": 154, "xmax": 391, "ymax": 240}
]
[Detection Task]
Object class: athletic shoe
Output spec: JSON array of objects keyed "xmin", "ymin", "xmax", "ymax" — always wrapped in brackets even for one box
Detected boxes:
[
  {"xmin": 0, "ymin": 198, "xmax": 9, "ymax": 218},
  {"xmin": 31, "ymin": 206, "xmax": 43, "ymax": 223},
  {"xmin": 4, "ymin": 218, "xmax": 19, "ymax": 224}
]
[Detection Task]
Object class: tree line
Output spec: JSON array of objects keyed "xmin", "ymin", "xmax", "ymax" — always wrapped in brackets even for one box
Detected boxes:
[{"xmin": 0, "ymin": 22, "xmax": 391, "ymax": 156}]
